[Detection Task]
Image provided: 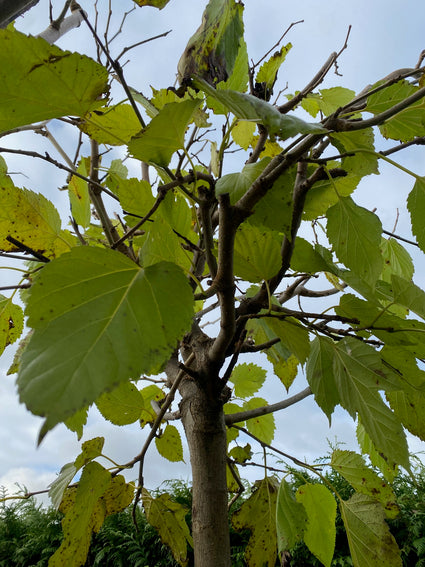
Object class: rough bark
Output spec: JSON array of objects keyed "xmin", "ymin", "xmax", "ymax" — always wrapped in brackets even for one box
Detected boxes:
[{"xmin": 180, "ymin": 378, "xmax": 231, "ymax": 567}]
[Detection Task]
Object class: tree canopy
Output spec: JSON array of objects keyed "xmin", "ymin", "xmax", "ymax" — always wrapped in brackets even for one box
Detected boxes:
[{"xmin": 1, "ymin": 1, "xmax": 425, "ymax": 566}]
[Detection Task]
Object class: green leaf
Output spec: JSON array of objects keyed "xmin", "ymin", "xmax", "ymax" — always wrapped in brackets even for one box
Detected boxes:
[
  {"xmin": 300, "ymin": 87, "xmax": 356, "ymax": 118},
  {"xmin": 339, "ymin": 493, "xmax": 402, "ymax": 567},
  {"xmin": 337, "ymin": 293, "xmax": 425, "ymax": 357},
  {"xmin": 0, "ymin": 30, "xmax": 108, "ymax": 132},
  {"xmin": 295, "ymin": 484, "xmax": 337, "ymax": 567},
  {"xmin": 155, "ymin": 424, "xmax": 184, "ymax": 462},
  {"xmin": 230, "ymin": 362, "xmax": 266, "ymax": 398},
  {"xmin": 331, "ymin": 450, "xmax": 398, "ymax": 519},
  {"xmin": 139, "ymin": 217, "xmax": 192, "ymax": 271},
  {"xmin": 366, "ymin": 80, "xmax": 425, "ymax": 142},
  {"xmin": 380, "ymin": 238, "xmax": 414, "ymax": 283},
  {"xmin": 248, "ymin": 316, "xmax": 306, "ymax": 389},
  {"xmin": 111, "ymin": 177, "xmax": 155, "ymax": 218},
  {"xmin": 143, "ymin": 488, "xmax": 193, "ymax": 567},
  {"xmin": 133, "ymin": 0, "xmax": 171, "ymax": 8},
  {"xmin": 250, "ymin": 316, "xmax": 310, "ymax": 365},
  {"xmin": 248, "ymin": 167, "xmax": 295, "ymax": 236},
  {"xmin": 276, "ymin": 479, "xmax": 307, "ymax": 553},
  {"xmin": 0, "ymin": 295, "xmax": 23, "ymax": 355},
  {"xmin": 332, "ymin": 338, "xmax": 409, "ymax": 469},
  {"xmin": 215, "ymin": 157, "xmax": 271, "ymax": 203},
  {"xmin": 329, "ymin": 129, "xmax": 379, "ymax": 176},
  {"xmin": 326, "ymin": 196, "xmax": 383, "ymax": 286},
  {"xmin": 128, "ymin": 99, "xmax": 201, "ymax": 167},
  {"xmin": 68, "ymin": 158, "xmax": 90, "ymax": 229},
  {"xmin": 65, "ymin": 406, "xmax": 88, "ymax": 440},
  {"xmin": 255, "ymin": 43, "xmax": 292, "ymax": 90},
  {"xmin": 229, "ymin": 443, "xmax": 252, "ymax": 464},
  {"xmin": 18, "ymin": 248, "xmax": 193, "ymax": 435},
  {"xmin": 96, "ymin": 381, "xmax": 144, "ymax": 426},
  {"xmin": 139, "ymin": 384, "xmax": 165, "ymax": 427},
  {"xmin": 74, "ymin": 437, "xmax": 105, "ymax": 469},
  {"xmin": 177, "ymin": 0, "xmax": 244, "ymax": 86},
  {"xmin": 0, "ymin": 184, "xmax": 75, "ymax": 259},
  {"xmin": 291, "ymin": 237, "xmax": 334, "ymax": 274},
  {"xmin": 383, "ymin": 346, "xmax": 425, "ymax": 442},
  {"xmin": 303, "ymin": 169, "xmax": 360, "ymax": 220},
  {"xmin": 390, "ymin": 274, "xmax": 425, "ymax": 320},
  {"xmin": 232, "ymin": 477, "xmax": 279, "ymax": 567},
  {"xmin": 407, "ymin": 177, "xmax": 425, "ymax": 252},
  {"xmin": 306, "ymin": 336, "xmax": 340, "ymax": 423},
  {"xmin": 80, "ymin": 104, "xmax": 142, "ymax": 145},
  {"xmin": 194, "ymin": 77, "xmax": 326, "ymax": 139},
  {"xmin": 233, "ymin": 224, "xmax": 281, "ymax": 282},
  {"xmin": 356, "ymin": 421, "xmax": 398, "ymax": 483},
  {"xmin": 243, "ymin": 397, "xmax": 275, "ymax": 444},
  {"xmin": 49, "ymin": 461, "xmax": 112, "ymax": 567}
]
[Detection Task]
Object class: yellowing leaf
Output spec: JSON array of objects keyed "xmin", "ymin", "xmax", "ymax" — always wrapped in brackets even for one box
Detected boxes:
[
  {"xmin": 128, "ymin": 99, "xmax": 201, "ymax": 167},
  {"xmin": 0, "ymin": 295, "xmax": 23, "ymax": 355},
  {"xmin": 155, "ymin": 424, "xmax": 184, "ymax": 462},
  {"xmin": 0, "ymin": 30, "xmax": 107, "ymax": 132},
  {"xmin": 0, "ymin": 185, "xmax": 74, "ymax": 259},
  {"xmin": 331, "ymin": 450, "xmax": 398, "ymax": 519},
  {"xmin": 143, "ymin": 488, "xmax": 193, "ymax": 566},
  {"xmin": 256, "ymin": 43, "xmax": 292, "ymax": 90},
  {"xmin": 231, "ymin": 120, "xmax": 256, "ymax": 149},
  {"xmin": 96, "ymin": 382, "xmax": 144, "ymax": 426},
  {"xmin": 243, "ymin": 397, "xmax": 275, "ymax": 444},
  {"xmin": 81, "ymin": 104, "xmax": 142, "ymax": 145},
  {"xmin": 133, "ymin": 0, "xmax": 171, "ymax": 7},
  {"xmin": 232, "ymin": 477, "xmax": 279, "ymax": 567},
  {"xmin": 49, "ymin": 461, "xmax": 112, "ymax": 567},
  {"xmin": 340, "ymin": 493, "xmax": 402, "ymax": 567},
  {"xmin": 295, "ymin": 484, "xmax": 336, "ymax": 567},
  {"xmin": 68, "ymin": 158, "xmax": 90, "ymax": 229},
  {"xmin": 230, "ymin": 363, "xmax": 266, "ymax": 398},
  {"xmin": 18, "ymin": 248, "xmax": 193, "ymax": 437}
]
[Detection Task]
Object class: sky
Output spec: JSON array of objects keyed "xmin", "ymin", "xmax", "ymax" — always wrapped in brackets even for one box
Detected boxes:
[{"xmin": 1, "ymin": 0, "xmax": 425, "ymax": 504}]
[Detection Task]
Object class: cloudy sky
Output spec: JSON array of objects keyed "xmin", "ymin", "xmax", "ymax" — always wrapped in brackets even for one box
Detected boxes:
[{"xmin": 1, "ymin": 0, "xmax": 425, "ymax": 503}]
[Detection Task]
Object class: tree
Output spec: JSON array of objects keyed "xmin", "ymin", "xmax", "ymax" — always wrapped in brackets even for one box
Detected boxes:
[{"xmin": 1, "ymin": 0, "xmax": 425, "ymax": 565}]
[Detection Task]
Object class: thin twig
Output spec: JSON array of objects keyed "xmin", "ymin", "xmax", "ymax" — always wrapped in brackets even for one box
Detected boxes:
[
  {"xmin": 116, "ymin": 30, "xmax": 172, "ymax": 61},
  {"xmin": 80, "ymin": 9, "xmax": 146, "ymax": 128}
]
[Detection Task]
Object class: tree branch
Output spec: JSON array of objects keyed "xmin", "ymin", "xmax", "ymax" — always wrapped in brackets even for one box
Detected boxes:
[{"xmin": 226, "ymin": 387, "xmax": 312, "ymax": 425}]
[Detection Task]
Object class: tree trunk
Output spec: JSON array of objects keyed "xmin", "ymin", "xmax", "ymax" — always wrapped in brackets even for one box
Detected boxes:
[{"xmin": 180, "ymin": 380, "xmax": 231, "ymax": 567}]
